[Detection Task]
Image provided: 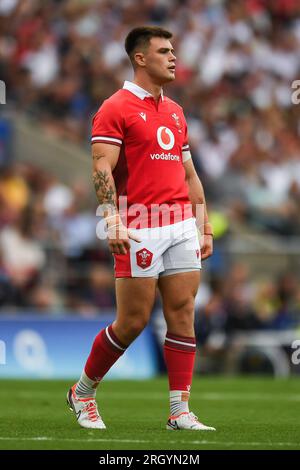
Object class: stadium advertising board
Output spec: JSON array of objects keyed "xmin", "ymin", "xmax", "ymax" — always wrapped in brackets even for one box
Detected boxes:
[{"xmin": 0, "ymin": 315, "xmax": 158, "ymax": 379}]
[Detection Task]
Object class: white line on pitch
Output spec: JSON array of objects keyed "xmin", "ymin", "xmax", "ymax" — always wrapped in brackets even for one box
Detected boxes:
[
  {"xmin": 0, "ymin": 437, "xmax": 299, "ymax": 447},
  {"xmin": 0, "ymin": 437, "xmax": 149, "ymax": 443}
]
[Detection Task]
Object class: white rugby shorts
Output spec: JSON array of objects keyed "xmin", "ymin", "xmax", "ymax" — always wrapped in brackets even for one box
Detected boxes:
[{"xmin": 114, "ymin": 217, "xmax": 201, "ymax": 278}]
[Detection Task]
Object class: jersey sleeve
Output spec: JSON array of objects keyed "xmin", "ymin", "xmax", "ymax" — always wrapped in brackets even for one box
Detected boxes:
[
  {"xmin": 181, "ymin": 113, "xmax": 192, "ymax": 163},
  {"xmin": 91, "ymin": 99, "xmax": 124, "ymax": 147}
]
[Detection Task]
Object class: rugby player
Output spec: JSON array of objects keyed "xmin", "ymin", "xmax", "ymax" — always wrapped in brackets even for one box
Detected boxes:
[{"xmin": 67, "ymin": 26, "xmax": 215, "ymax": 432}]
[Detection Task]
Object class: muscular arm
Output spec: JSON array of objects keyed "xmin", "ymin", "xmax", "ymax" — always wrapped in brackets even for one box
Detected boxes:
[
  {"xmin": 184, "ymin": 158, "xmax": 213, "ymax": 259},
  {"xmin": 92, "ymin": 142, "xmax": 140, "ymax": 254},
  {"xmin": 92, "ymin": 142, "xmax": 120, "ymax": 217},
  {"xmin": 184, "ymin": 159, "xmax": 209, "ymax": 227}
]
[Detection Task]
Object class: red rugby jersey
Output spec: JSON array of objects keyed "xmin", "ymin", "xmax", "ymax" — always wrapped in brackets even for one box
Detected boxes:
[{"xmin": 91, "ymin": 81, "xmax": 193, "ymax": 228}]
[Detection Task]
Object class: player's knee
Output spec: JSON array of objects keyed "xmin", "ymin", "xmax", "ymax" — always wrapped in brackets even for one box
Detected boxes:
[
  {"xmin": 166, "ymin": 298, "xmax": 195, "ymax": 330},
  {"xmin": 116, "ymin": 316, "xmax": 148, "ymax": 343},
  {"xmin": 128, "ymin": 317, "xmax": 148, "ymax": 337},
  {"xmin": 171, "ymin": 298, "xmax": 195, "ymax": 317}
]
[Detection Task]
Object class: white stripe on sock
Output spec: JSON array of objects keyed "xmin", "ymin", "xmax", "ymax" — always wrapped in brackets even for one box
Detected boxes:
[
  {"xmin": 166, "ymin": 337, "xmax": 196, "ymax": 348},
  {"xmin": 105, "ymin": 327, "xmax": 126, "ymax": 351}
]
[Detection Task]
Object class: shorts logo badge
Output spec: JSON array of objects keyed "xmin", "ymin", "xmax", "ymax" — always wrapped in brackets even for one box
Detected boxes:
[
  {"xmin": 196, "ymin": 249, "xmax": 200, "ymax": 259},
  {"xmin": 136, "ymin": 248, "xmax": 153, "ymax": 269}
]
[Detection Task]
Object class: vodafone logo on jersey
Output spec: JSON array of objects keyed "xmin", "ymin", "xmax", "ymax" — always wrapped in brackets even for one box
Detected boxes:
[{"xmin": 157, "ymin": 126, "xmax": 175, "ymax": 150}]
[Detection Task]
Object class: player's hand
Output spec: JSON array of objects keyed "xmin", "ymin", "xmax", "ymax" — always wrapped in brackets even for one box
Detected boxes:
[
  {"xmin": 106, "ymin": 217, "xmax": 141, "ymax": 255},
  {"xmin": 200, "ymin": 234, "xmax": 213, "ymax": 260}
]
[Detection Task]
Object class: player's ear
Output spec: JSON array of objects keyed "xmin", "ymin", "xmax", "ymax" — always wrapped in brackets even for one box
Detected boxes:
[{"xmin": 134, "ymin": 52, "xmax": 146, "ymax": 67}]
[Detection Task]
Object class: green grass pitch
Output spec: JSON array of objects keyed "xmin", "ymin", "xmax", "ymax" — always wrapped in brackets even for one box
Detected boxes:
[{"xmin": 0, "ymin": 376, "xmax": 299, "ymax": 450}]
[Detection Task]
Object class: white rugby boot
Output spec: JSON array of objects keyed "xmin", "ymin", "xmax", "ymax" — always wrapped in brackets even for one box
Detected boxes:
[
  {"xmin": 67, "ymin": 384, "xmax": 106, "ymax": 429},
  {"xmin": 166, "ymin": 412, "xmax": 216, "ymax": 431}
]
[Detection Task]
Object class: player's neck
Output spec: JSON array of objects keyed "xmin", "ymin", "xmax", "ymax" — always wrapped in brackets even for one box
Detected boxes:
[{"xmin": 132, "ymin": 77, "xmax": 163, "ymax": 102}]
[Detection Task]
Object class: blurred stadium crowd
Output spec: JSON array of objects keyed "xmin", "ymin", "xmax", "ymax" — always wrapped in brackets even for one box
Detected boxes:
[{"xmin": 0, "ymin": 0, "xmax": 300, "ymax": 333}]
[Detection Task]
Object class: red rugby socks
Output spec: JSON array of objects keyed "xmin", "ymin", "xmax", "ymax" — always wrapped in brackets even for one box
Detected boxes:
[
  {"xmin": 164, "ymin": 332, "xmax": 196, "ymax": 416},
  {"xmin": 75, "ymin": 324, "xmax": 127, "ymax": 398}
]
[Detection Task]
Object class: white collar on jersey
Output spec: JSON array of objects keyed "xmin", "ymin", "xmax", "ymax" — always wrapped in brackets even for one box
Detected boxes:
[{"xmin": 123, "ymin": 80, "xmax": 164, "ymax": 101}]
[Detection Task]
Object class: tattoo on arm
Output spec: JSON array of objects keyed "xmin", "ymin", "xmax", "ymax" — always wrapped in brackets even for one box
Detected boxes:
[{"xmin": 93, "ymin": 169, "xmax": 117, "ymax": 211}]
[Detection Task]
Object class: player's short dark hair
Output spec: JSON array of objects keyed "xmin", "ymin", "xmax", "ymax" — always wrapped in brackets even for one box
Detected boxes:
[{"xmin": 125, "ymin": 26, "xmax": 173, "ymax": 68}]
